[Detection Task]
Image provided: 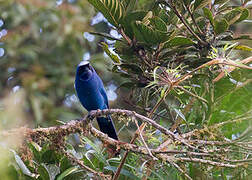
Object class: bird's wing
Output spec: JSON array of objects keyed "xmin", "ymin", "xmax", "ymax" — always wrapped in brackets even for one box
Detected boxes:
[{"xmin": 100, "ymin": 86, "xmax": 109, "ymax": 108}]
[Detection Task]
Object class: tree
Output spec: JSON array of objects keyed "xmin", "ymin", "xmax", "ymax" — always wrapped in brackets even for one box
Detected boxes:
[{"xmin": 0, "ymin": 0, "xmax": 252, "ymax": 179}]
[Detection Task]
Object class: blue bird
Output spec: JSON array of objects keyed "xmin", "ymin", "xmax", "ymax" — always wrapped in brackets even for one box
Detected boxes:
[{"xmin": 75, "ymin": 61, "xmax": 118, "ymax": 140}]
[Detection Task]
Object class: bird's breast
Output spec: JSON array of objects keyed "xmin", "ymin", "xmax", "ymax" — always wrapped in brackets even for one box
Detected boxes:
[{"xmin": 75, "ymin": 76, "xmax": 105, "ymax": 111}]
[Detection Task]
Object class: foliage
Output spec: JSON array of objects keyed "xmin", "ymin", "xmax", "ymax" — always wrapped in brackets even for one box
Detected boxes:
[{"xmin": 0, "ymin": 0, "xmax": 252, "ymax": 179}]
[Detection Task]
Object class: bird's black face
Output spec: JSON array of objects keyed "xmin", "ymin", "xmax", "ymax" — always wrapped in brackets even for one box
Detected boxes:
[{"xmin": 78, "ymin": 64, "xmax": 92, "ymax": 81}]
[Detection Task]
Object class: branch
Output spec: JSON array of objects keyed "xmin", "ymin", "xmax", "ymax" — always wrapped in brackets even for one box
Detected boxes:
[
  {"xmin": 175, "ymin": 157, "xmax": 240, "ymax": 168},
  {"xmin": 1, "ymin": 108, "xmax": 250, "ymax": 178},
  {"xmin": 90, "ymin": 126, "xmax": 245, "ymax": 171},
  {"xmin": 213, "ymin": 56, "xmax": 252, "ymax": 82},
  {"xmin": 88, "ymin": 109, "xmax": 197, "ymax": 150},
  {"xmin": 184, "ymin": 3, "xmax": 204, "ymax": 36},
  {"xmin": 134, "ymin": 118, "xmax": 157, "ymax": 160},
  {"xmin": 182, "ymin": 113, "xmax": 252, "ymax": 139},
  {"xmin": 168, "ymin": 1, "xmax": 207, "ymax": 45}
]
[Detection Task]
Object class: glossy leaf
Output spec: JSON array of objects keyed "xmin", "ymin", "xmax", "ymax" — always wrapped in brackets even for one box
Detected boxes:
[
  {"xmin": 194, "ymin": 0, "xmax": 211, "ymax": 11},
  {"xmin": 132, "ymin": 21, "xmax": 170, "ymax": 44},
  {"xmin": 203, "ymin": 7, "xmax": 213, "ymax": 25},
  {"xmin": 120, "ymin": 63, "xmax": 143, "ymax": 74},
  {"xmin": 124, "ymin": 0, "xmax": 137, "ymax": 15},
  {"xmin": 214, "ymin": 0, "xmax": 230, "ymax": 4},
  {"xmin": 87, "ymin": 0, "xmax": 125, "ymax": 27},
  {"xmin": 234, "ymin": 44, "xmax": 252, "ymax": 51},
  {"xmin": 149, "ymin": 16, "xmax": 167, "ymax": 32},
  {"xmin": 11, "ymin": 150, "xmax": 37, "ymax": 178},
  {"xmin": 104, "ymin": 166, "xmax": 140, "ymax": 179},
  {"xmin": 164, "ymin": 36, "xmax": 195, "ymax": 48},
  {"xmin": 121, "ymin": 11, "xmax": 148, "ymax": 38},
  {"xmin": 213, "ymin": 18, "xmax": 229, "ymax": 35},
  {"xmin": 56, "ymin": 167, "xmax": 79, "ymax": 180},
  {"xmin": 224, "ymin": 8, "xmax": 242, "ymax": 25},
  {"xmin": 38, "ymin": 164, "xmax": 50, "ymax": 180},
  {"xmin": 235, "ymin": 8, "xmax": 250, "ymax": 23},
  {"xmin": 183, "ymin": 0, "xmax": 192, "ymax": 6},
  {"xmin": 101, "ymin": 42, "xmax": 121, "ymax": 64}
]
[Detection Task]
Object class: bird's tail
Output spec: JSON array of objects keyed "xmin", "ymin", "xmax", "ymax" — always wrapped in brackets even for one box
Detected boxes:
[{"xmin": 96, "ymin": 115, "xmax": 118, "ymax": 140}]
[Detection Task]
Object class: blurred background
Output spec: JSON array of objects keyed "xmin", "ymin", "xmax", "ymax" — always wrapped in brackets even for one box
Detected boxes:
[{"xmin": 0, "ymin": 0, "xmax": 131, "ymax": 131}]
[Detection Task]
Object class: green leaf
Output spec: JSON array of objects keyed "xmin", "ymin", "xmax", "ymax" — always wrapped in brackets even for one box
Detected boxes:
[
  {"xmin": 132, "ymin": 21, "xmax": 170, "ymax": 44},
  {"xmin": 121, "ymin": 11, "xmax": 148, "ymax": 38},
  {"xmin": 214, "ymin": 0, "xmax": 230, "ymax": 5},
  {"xmin": 38, "ymin": 164, "xmax": 50, "ymax": 180},
  {"xmin": 41, "ymin": 150, "xmax": 59, "ymax": 164},
  {"xmin": 56, "ymin": 167, "xmax": 79, "ymax": 180},
  {"xmin": 149, "ymin": 16, "xmax": 167, "ymax": 32},
  {"xmin": 210, "ymin": 70, "xmax": 252, "ymax": 138},
  {"xmin": 87, "ymin": 0, "xmax": 124, "ymax": 27},
  {"xmin": 101, "ymin": 42, "xmax": 121, "ymax": 64},
  {"xmin": 124, "ymin": 0, "xmax": 137, "ymax": 15},
  {"xmin": 81, "ymin": 137, "xmax": 107, "ymax": 165},
  {"xmin": 235, "ymin": 8, "xmax": 249, "ymax": 23},
  {"xmin": 203, "ymin": 7, "xmax": 213, "ymax": 25},
  {"xmin": 183, "ymin": 0, "xmax": 192, "ymax": 6},
  {"xmin": 120, "ymin": 63, "xmax": 143, "ymax": 74},
  {"xmin": 104, "ymin": 166, "xmax": 140, "ymax": 179},
  {"xmin": 60, "ymin": 157, "xmax": 72, "ymax": 173},
  {"xmin": 164, "ymin": 36, "xmax": 195, "ymax": 48},
  {"xmin": 194, "ymin": 0, "xmax": 211, "ymax": 11},
  {"xmin": 11, "ymin": 150, "xmax": 37, "ymax": 178},
  {"xmin": 27, "ymin": 142, "xmax": 41, "ymax": 162},
  {"xmin": 174, "ymin": 108, "xmax": 186, "ymax": 122},
  {"xmin": 224, "ymin": 8, "xmax": 242, "ymax": 25},
  {"xmin": 213, "ymin": 18, "xmax": 229, "ymax": 35},
  {"xmin": 159, "ymin": 9, "xmax": 178, "ymax": 25},
  {"xmin": 234, "ymin": 45, "xmax": 252, "ymax": 51}
]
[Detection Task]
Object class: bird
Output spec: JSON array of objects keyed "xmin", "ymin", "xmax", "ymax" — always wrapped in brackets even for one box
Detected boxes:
[{"xmin": 75, "ymin": 61, "xmax": 118, "ymax": 140}]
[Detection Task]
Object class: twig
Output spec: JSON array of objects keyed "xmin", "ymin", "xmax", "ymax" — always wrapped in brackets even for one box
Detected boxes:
[
  {"xmin": 89, "ymin": 109, "xmax": 197, "ymax": 150},
  {"xmin": 113, "ymin": 123, "xmax": 146, "ymax": 180},
  {"xmin": 213, "ymin": 56, "xmax": 252, "ymax": 82},
  {"xmin": 170, "ymin": 97, "xmax": 196, "ymax": 132},
  {"xmin": 223, "ymin": 158, "xmax": 252, "ymax": 163},
  {"xmin": 182, "ymin": 114, "xmax": 252, "ymax": 139},
  {"xmin": 176, "ymin": 157, "xmax": 241, "ymax": 168},
  {"xmin": 134, "ymin": 118, "xmax": 157, "ymax": 160},
  {"xmin": 177, "ymin": 86, "xmax": 208, "ymax": 103},
  {"xmin": 183, "ymin": 3, "xmax": 204, "ymax": 36},
  {"xmin": 153, "ymin": 150, "xmax": 215, "ymax": 157},
  {"xmin": 118, "ymin": 28, "xmax": 132, "ymax": 45},
  {"xmin": 170, "ymin": 161, "xmax": 193, "ymax": 180},
  {"xmin": 168, "ymin": 1, "xmax": 207, "ymax": 45},
  {"xmin": 188, "ymin": 139, "xmax": 232, "ymax": 146}
]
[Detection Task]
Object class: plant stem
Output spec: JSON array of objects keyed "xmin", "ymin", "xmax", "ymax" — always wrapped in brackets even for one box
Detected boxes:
[{"xmin": 169, "ymin": 1, "xmax": 207, "ymax": 46}]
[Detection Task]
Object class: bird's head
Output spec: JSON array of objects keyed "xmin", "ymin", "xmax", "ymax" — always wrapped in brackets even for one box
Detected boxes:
[{"xmin": 77, "ymin": 61, "xmax": 93, "ymax": 81}]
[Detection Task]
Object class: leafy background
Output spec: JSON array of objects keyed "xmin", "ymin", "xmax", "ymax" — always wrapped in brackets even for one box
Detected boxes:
[{"xmin": 0, "ymin": 0, "xmax": 252, "ymax": 179}]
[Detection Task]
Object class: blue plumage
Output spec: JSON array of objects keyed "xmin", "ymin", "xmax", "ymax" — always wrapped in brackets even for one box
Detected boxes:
[{"xmin": 75, "ymin": 61, "xmax": 118, "ymax": 140}]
